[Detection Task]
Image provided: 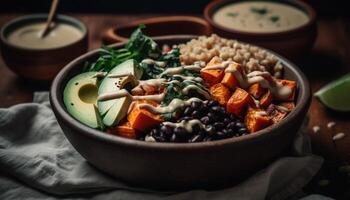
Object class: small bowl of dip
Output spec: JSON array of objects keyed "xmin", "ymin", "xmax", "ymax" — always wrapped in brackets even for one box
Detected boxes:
[
  {"xmin": 204, "ymin": 0, "xmax": 317, "ymax": 59},
  {"xmin": 0, "ymin": 14, "xmax": 88, "ymax": 81}
]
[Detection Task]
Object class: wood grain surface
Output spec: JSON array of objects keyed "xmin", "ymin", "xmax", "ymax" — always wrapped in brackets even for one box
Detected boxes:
[{"xmin": 0, "ymin": 13, "xmax": 349, "ymax": 198}]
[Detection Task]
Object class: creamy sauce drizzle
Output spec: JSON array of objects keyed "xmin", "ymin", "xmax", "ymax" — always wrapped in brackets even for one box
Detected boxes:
[
  {"xmin": 141, "ymin": 58, "xmax": 166, "ymax": 68},
  {"xmin": 98, "ymin": 89, "xmax": 165, "ymax": 103},
  {"xmin": 138, "ymin": 97, "xmax": 204, "ymax": 114},
  {"xmin": 159, "ymin": 65, "xmax": 202, "ymax": 77},
  {"xmin": 163, "ymin": 119, "xmax": 206, "ymax": 133}
]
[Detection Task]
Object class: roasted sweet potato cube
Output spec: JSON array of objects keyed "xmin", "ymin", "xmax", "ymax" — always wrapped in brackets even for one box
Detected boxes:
[
  {"xmin": 227, "ymin": 88, "xmax": 253, "ymax": 116},
  {"xmin": 276, "ymin": 79, "xmax": 296, "ymax": 101},
  {"xmin": 108, "ymin": 121, "xmax": 137, "ymax": 139},
  {"xmin": 210, "ymin": 83, "xmax": 231, "ymax": 105},
  {"xmin": 127, "ymin": 100, "xmax": 163, "ymax": 131},
  {"xmin": 278, "ymin": 102, "xmax": 295, "ymax": 111},
  {"xmin": 266, "ymin": 104, "xmax": 288, "ymax": 124},
  {"xmin": 248, "ymin": 83, "xmax": 266, "ymax": 99},
  {"xmin": 201, "ymin": 69, "xmax": 224, "ymax": 87},
  {"xmin": 245, "ymin": 107, "xmax": 271, "ymax": 133},
  {"xmin": 221, "ymin": 63, "xmax": 242, "ymax": 89},
  {"xmin": 260, "ymin": 90, "xmax": 273, "ymax": 108},
  {"xmin": 201, "ymin": 57, "xmax": 225, "ymax": 87}
]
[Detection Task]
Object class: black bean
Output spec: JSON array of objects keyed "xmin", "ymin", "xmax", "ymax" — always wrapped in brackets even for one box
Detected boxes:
[
  {"xmin": 218, "ymin": 106, "xmax": 226, "ymax": 114},
  {"xmin": 216, "ymin": 131, "xmax": 225, "ymax": 138},
  {"xmin": 174, "ymin": 127, "xmax": 187, "ymax": 136},
  {"xmin": 161, "ymin": 125, "xmax": 173, "ymax": 136},
  {"xmin": 170, "ymin": 133, "xmax": 177, "ymax": 142},
  {"xmin": 226, "ymin": 128, "xmax": 234, "ymax": 134},
  {"xmin": 192, "ymin": 124, "xmax": 201, "ymax": 133},
  {"xmin": 214, "ymin": 122, "xmax": 225, "ymax": 129},
  {"xmin": 191, "ymin": 101, "xmax": 202, "ymax": 109},
  {"xmin": 223, "ymin": 118, "xmax": 230, "ymax": 125},
  {"xmin": 183, "ymin": 107, "xmax": 193, "ymax": 116},
  {"xmin": 211, "ymin": 106, "xmax": 221, "ymax": 113},
  {"xmin": 190, "ymin": 134, "xmax": 203, "ymax": 143},
  {"xmin": 180, "ymin": 116, "xmax": 192, "ymax": 121},
  {"xmin": 238, "ymin": 127, "xmax": 248, "ymax": 134},
  {"xmin": 208, "ymin": 100, "xmax": 218, "ymax": 107},
  {"xmin": 200, "ymin": 116, "xmax": 211, "ymax": 125},
  {"xmin": 236, "ymin": 122, "xmax": 245, "ymax": 128},
  {"xmin": 204, "ymin": 136, "xmax": 213, "ymax": 141},
  {"xmin": 206, "ymin": 125, "xmax": 216, "ymax": 135},
  {"xmin": 191, "ymin": 110, "xmax": 200, "ymax": 118},
  {"xmin": 227, "ymin": 122, "xmax": 236, "ymax": 129},
  {"xmin": 207, "ymin": 112, "xmax": 218, "ymax": 121},
  {"xmin": 150, "ymin": 129, "xmax": 159, "ymax": 136}
]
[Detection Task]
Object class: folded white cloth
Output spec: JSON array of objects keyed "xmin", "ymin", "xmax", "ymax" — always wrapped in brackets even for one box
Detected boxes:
[{"xmin": 0, "ymin": 92, "xmax": 326, "ymax": 200}]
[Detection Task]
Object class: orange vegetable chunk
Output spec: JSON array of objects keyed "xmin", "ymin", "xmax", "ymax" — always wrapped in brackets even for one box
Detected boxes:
[
  {"xmin": 276, "ymin": 79, "xmax": 296, "ymax": 101},
  {"xmin": 259, "ymin": 90, "xmax": 273, "ymax": 108},
  {"xmin": 266, "ymin": 104, "xmax": 288, "ymax": 124},
  {"xmin": 201, "ymin": 57, "xmax": 224, "ymax": 87},
  {"xmin": 221, "ymin": 62, "xmax": 242, "ymax": 89},
  {"xmin": 245, "ymin": 107, "xmax": 271, "ymax": 133},
  {"xmin": 248, "ymin": 83, "xmax": 266, "ymax": 99},
  {"xmin": 226, "ymin": 87, "xmax": 253, "ymax": 116},
  {"xmin": 210, "ymin": 83, "xmax": 231, "ymax": 105},
  {"xmin": 108, "ymin": 121, "xmax": 137, "ymax": 139},
  {"xmin": 127, "ymin": 100, "xmax": 163, "ymax": 131}
]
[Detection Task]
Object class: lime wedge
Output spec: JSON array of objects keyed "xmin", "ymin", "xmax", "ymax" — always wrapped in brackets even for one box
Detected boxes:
[{"xmin": 314, "ymin": 73, "xmax": 350, "ymax": 112}]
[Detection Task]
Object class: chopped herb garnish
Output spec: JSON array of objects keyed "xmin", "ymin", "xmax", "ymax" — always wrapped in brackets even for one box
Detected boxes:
[
  {"xmin": 270, "ymin": 15, "xmax": 280, "ymax": 23},
  {"xmin": 250, "ymin": 7, "xmax": 268, "ymax": 15},
  {"xmin": 226, "ymin": 12, "xmax": 239, "ymax": 17}
]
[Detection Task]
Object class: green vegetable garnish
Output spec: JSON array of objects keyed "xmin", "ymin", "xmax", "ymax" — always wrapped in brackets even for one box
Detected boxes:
[
  {"xmin": 270, "ymin": 15, "xmax": 280, "ymax": 23},
  {"xmin": 227, "ymin": 12, "xmax": 239, "ymax": 17},
  {"xmin": 250, "ymin": 7, "xmax": 268, "ymax": 15},
  {"xmin": 85, "ymin": 25, "xmax": 161, "ymax": 72}
]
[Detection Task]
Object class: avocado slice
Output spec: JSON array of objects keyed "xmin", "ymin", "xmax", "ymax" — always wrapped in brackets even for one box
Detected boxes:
[
  {"xmin": 63, "ymin": 72, "xmax": 104, "ymax": 129},
  {"xmin": 98, "ymin": 59, "xmax": 143, "ymax": 127}
]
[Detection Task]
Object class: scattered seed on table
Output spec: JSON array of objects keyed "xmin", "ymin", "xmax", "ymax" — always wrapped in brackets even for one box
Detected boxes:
[
  {"xmin": 312, "ymin": 126, "xmax": 321, "ymax": 133},
  {"xmin": 318, "ymin": 179, "xmax": 329, "ymax": 186},
  {"xmin": 327, "ymin": 121, "xmax": 336, "ymax": 129},
  {"xmin": 332, "ymin": 132, "xmax": 345, "ymax": 141}
]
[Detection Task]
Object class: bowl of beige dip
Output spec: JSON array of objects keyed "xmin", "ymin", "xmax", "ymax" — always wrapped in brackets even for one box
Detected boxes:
[
  {"xmin": 0, "ymin": 14, "xmax": 88, "ymax": 81},
  {"xmin": 204, "ymin": 0, "xmax": 317, "ymax": 59}
]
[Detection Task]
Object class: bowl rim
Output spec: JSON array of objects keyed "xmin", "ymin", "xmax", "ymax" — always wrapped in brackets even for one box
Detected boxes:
[
  {"xmin": 204, "ymin": 0, "xmax": 317, "ymax": 38},
  {"xmin": 50, "ymin": 35, "xmax": 310, "ymax": 150},
  {"xmin": 0, "ymin": 14, "xmax": 88, "ymax": 52}
]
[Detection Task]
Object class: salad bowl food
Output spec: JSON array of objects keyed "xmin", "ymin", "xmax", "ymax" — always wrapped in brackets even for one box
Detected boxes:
[{"xmin": 50, "ymin": 28, "xmax": 311, "ymax": 189}]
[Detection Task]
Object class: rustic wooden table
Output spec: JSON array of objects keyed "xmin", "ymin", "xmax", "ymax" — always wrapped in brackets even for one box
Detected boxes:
[{"xmin": 0, "ymin": 13, "xmax": 349, "ymax": 198}]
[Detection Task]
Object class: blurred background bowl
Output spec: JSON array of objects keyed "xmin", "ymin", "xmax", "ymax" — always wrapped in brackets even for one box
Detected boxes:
[
  {"xmin": 0, "ymin": 14, "xmax": 88, "ymax": 81},
  {"xmin": 204, "ymin": 0, "xmax": 317, "ymax": 60}
]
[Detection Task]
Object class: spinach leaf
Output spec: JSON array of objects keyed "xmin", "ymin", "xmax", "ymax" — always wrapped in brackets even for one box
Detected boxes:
[{"xmin": 159, "ymin": 48, "xmax": 181, "ymax": 68}]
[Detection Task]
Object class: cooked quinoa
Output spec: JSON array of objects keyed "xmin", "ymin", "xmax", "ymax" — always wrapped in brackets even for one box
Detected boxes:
[{"xmin": 177, "ymin": 34, "xmax": 283, "ymax": 78}]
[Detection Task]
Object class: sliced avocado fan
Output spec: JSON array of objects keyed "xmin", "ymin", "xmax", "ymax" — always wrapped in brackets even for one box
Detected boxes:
[
  {"xmin": 314, "ymin": 73, "xmax": 350, "ymax": 112},
  {"xmin": 63, "ymin": 72, "xmax": 104, "ymax": 129},
  {"xmin": 98, "ymin": 59, "xmax": 143, "ymax": 127}
]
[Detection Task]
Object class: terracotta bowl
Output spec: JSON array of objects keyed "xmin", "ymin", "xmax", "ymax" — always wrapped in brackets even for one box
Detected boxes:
[
  {"xmin": 0, "ymin": 14, "xmax": 88, "ymax": 81},
  {"xmin": 102, "ymin": 16, "xmax": 212, "ymax": 44},
  {"xmin": 50, "ymin": 35, "xmax": 311, "ymax": 190},
  {"xmin": 204, "ymin": 0, "xmax": 317, "ymax": 60}
]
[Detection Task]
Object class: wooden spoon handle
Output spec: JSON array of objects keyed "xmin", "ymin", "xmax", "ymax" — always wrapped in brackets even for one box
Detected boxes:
[{"xmin": 40, "ymin": 0, "xmax": 59, "ymax": 38}]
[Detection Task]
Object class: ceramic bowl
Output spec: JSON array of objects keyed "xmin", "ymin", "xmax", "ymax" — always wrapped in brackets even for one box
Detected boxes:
[
  {"xmin": 50, "ymin": 35, "xmax": 311, "ymax": 190},
  {"xmin": 102, "ymin": 16, "xmax": 212, "ymax": 44},
  {"xmin": 0, "ymin": 14, "xmax": 88, "ymax": 81},
  {"xmin": 204, "ymin": 0, "xmax": 317, "ymax": 60}
]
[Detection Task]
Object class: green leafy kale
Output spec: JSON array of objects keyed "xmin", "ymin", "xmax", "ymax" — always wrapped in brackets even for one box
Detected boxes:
[
  {"xmin": 139, "ymin": 62, "xmax": 164, "ymax": 80},
  {"xmin": 85, "ymin": 25, "xmax": 162, "ymax": 72},
  {"xmin": 159, "ymin": 48, "xmax": 181, "ymax": 68}
]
